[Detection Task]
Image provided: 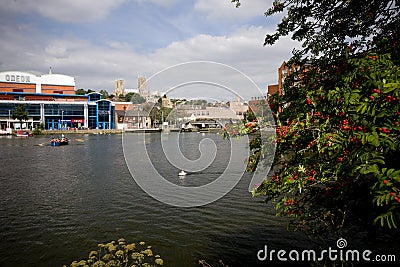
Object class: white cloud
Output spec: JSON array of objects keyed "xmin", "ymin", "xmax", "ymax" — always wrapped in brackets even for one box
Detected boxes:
[
  {"xmin": 1, "ymin": 0, "xmax": 127, "ymax": 23},
  {"xmin": 44, "ymin": 38, "xmax": 90, "ymax": 58},
  {"xmin": 194, "ymin": 0, "xmax": 273, "ymax": 21},
  {"xmin": 133, "ymin": 0, "xmax": 180, "ymax": 7},
  {"xmin": 0, "ymin": 20, "xmax": 299, "ymax": 99},
  {"xmin": 148, "ymin": 26, "xmax": 297, "ymax": 88}
]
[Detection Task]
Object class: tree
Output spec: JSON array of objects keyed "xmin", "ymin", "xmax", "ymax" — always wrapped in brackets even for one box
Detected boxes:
[
  {"xmin": 130, "ymin": 93, "xmax": 146, "ymax": 104},
  {"xmin": 75, "ymin": 88, "xmax": 86, "ymax": 95},
  {"xmin": 99, "ymin": 89, "xmax": 109, "ymax": 99},
  {"xmin": 12, "ymin": 104, "xmax": 29, "ymax": 129},
  {"xmin": 229, "ymin": 0, "xmax": 400, "ymax": 233},
  {"xmin": 75, "ymin": 88, "xmax": 96, "ymax": 95},
  {"xmin": 119, "ymin": 93, "xmax": 146, "ymax": 104}
]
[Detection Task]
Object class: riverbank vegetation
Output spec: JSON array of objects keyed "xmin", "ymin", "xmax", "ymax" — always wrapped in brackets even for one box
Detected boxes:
[
  {"xmin": 62, "ymin": 239, "xmax": 163, "ymax": 267},
  {"xmin": 228, "ymin": 0, "xmax": 399, "ymax": 235}
]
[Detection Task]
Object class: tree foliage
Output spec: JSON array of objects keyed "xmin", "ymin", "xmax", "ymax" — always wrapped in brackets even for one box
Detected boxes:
[
  {"xmin": 263, "ymin": 52, "xmax": 400, "ymax": 232},
  {"xmin": 230, "ymin": 0, "xmax": 400, "ymax": 232},
  {"xmin": 263, "ymin": 0, "xmax": 399, "ymax": 63},
  {"xmin": 12, "ymin": 104, "xmax": 29, "ymax": 128},
  {"xmin": 119, "ymin": 92, "xmax": 146, "ymax": 104},
  {"xmin": 75, "ymin": 88, "xmax": 95, "ymax": 95},
  {"xmin": 99, "ymin": 89, "xmax": 109, "ymax": 99}
]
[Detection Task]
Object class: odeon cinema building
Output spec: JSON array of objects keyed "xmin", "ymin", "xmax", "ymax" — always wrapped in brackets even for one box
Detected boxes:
[{"xmin": 0, "ymin": 70, "xmax": 115, "ymax": 130}]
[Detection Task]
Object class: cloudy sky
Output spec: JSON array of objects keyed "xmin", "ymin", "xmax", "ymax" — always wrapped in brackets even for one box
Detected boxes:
[{"xmin": 0, "ymin": 0, "xmax": 300, "ymax": 101}]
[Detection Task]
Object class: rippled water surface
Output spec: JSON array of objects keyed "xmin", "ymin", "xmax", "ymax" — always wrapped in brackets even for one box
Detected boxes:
[{"xmin": 0, "ymin": 133, "xmax": 333, "ymax": 266}]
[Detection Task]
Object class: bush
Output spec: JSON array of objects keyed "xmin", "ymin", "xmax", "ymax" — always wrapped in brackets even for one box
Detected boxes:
[{"xmin": 63, "ymin": 239, "xmax": 164, "ymax": 267}]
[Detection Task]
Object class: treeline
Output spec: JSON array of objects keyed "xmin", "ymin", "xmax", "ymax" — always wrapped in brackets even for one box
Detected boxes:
[{"xmin": 75, "ymin": 89, "xmax": 146, "ymax": 104}]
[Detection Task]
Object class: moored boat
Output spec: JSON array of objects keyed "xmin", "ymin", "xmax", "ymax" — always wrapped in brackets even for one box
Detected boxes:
[
  {"xmin": 15, "ymin": 130, "xmax": 33, "ymax": 137},
  {"xmin": 51, "ymin": 136, "xmax": 69, "ymax": 146}
]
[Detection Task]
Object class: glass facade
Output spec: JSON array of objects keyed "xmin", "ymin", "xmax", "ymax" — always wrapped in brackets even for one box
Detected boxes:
[
  {"xmin": 0, "ymin": 103, "xmax": 42, "ymax": 129},
  {"xmin": 0, "ymin": 103, "xmax": 16, "ymax": 116},
  {"xmin": 44, "ymin": 104, "xmax": 85, "ymax": 130},
  {"xmin": 0, "ymin": 100, "xmax": 115, "ymax": 130},
  {"xmin": 0, "ymin": 103, "xmax": 40, "ymax": 116},
  {"xmin": 88, "ymin": 93, "xmax": 101, "ymax": 102},
  {"xmin": 0, "ymin": 81, "xmax": 116, "ymax": 131},
  {"xmin": 88, "ymin": 105, "xmax": 97, "ymax": 129},
  {"xmin": 94, "ymin": 100, "xmax": 114, "ymax": 129}
]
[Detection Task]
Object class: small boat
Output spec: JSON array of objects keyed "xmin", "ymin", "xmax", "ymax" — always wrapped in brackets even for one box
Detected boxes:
[
  {"xmin": 16, "ymin": 130, "xmax": 33, "ymax": 137},
  {"xmin": 51, "ymin": 137, "xmax": 69, "ymax": 146},
  {"xmin": 179, "ymin": 170, "xmax": 187, "ymax": 176}
]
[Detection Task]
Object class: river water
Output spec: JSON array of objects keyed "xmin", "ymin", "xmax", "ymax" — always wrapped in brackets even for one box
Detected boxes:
[{"xmin": 0, "ymin": 133, "xmax": 396, "ymax": 267}]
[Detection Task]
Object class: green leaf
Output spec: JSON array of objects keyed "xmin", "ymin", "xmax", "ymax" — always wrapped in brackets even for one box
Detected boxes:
[{"xmin": 382, "ymin": 83, "xmax": 399, "ymax": 93}]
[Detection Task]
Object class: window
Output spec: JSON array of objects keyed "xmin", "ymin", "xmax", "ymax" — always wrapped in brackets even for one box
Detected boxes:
[{"xmin": 88, "ymin": 93, "xmax": 101, "ymax": 102}]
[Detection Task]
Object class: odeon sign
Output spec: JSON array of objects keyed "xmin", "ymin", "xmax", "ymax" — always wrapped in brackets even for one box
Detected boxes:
[{"xmin": 5, "ymin": 74, "xmax": 32, "ymax": 83}]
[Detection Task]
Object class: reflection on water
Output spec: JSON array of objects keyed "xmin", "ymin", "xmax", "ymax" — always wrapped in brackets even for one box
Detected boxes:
[{"xmin": 0, "ymin": 133, "xmax": 366, "ymax": 267}]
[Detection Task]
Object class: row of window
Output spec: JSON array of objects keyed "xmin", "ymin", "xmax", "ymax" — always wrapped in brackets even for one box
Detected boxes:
[
  {"xmin": 0, "ymin": 104, "xmax": 85, "ymax": 116},
  {"xmin": 0, "ymin": 100, "xmax": 115, "ymax": 129}
]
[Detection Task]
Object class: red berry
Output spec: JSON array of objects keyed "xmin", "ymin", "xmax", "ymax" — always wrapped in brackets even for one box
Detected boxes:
[{"xmin": 383, "ymin": 180, "xmax": 388, "ymax": 184}]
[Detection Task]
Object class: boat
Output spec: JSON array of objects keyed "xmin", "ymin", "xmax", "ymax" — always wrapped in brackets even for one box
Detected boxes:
[
  {"xmin": 15, "ymin": 130, "xmax": 33, "ymax": 137},
  {"xmin": 51, "ymin": 136, "xmax": 69, "ymax": 146},
  {"xmin": 0, "ymin": 129, "xmax": 9, "ymax": 135},
  {"xmin": 179, "ymin": 170, "xmax": 187, "ymax": 176}
]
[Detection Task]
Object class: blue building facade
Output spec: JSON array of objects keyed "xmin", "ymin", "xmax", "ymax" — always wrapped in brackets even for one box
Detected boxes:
[{"xmin": 0, "ymin": 92, "xmax": 115, "ymax": 130}]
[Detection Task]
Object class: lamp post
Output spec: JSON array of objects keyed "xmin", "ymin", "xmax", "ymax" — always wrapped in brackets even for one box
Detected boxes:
[
  {"xmin": 61, "ymin": 110, "xmax": 64, "ymax": 130},
  {"xmin": 8, "ymin": 109, "xmax": 11, "ymax": 129},
  {"xmin": 123, "ymin": 105, "xmax": 126, "ymax": 130},
  {"xmin": 137, "ymin": 110, "xmax": 140, "ymax": 129}
]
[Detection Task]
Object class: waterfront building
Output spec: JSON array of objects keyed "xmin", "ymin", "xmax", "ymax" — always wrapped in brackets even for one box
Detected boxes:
[
  {"xmin": 114, "ymin": 102, "xmax": 152, "ymax": 129},
  {"xmin": 0, "ymin": 69, "xmax": 75, "ymax": 95},
  {"xmin": 228, "ymin": 96, "xmax": 248, "ymax": 117},
  {"xmin": 116, "ymin": 109, "xmax": 152, "ymax": 129},
  {"xmin": 177, "ymin": 104, "xmax": 247, "ymax": 127},
  {"xmin": 0, "ymin": 70, "xmax": 115, "ymax": 130}
]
